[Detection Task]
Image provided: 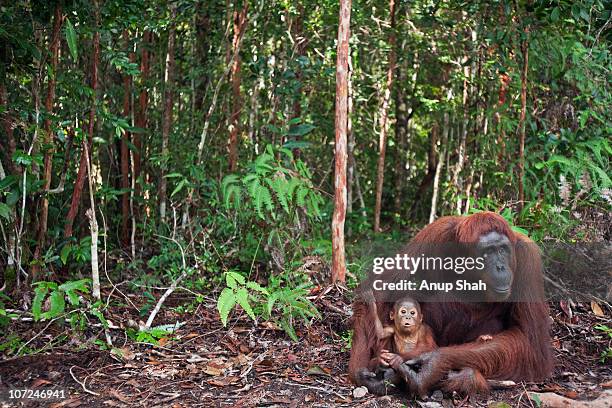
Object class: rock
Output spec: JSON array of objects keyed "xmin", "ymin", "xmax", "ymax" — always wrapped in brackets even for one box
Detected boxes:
[
  {"xmin": 353, "ymin": 386, "xmax": 368, "ymax": 398},
  {"xmin": 431, "ymin": 390, "xmax": 444, "ymax": 401},
  {"xmin": 418, "ymin": 402, "xmax": 443, "ymax": 408}
]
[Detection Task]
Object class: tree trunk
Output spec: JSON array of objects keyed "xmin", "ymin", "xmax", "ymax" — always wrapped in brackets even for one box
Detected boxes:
[
  {"xmin": 331, "ymin": 0, "xmax": 352, "ymax": 283},
  {"xmin": 194, "ymin": 2, "xmax": 211, "ymax": 112},
  {"xmin": 408, "ymin": 122, "xmax": 437, "ymax": 218},
  {"xmin": 0, "ymin": 84, "xmax": 18, "ymax": 176},
  {"xmin": 134, "ymin": 31, "xmax": 150, "ymax": 200},
  {"xmin": 228, "ymin": 1, "xmax": 248, "ymax": 172},
  {"xmin": 393, "ymin": 63, "xmax": 408, "ymax": 213},
  {"xmin": 429, "ymin": 112, "xmax": 449, "ymax": 223},
  {"xmin": 290, "ymin": 1, "xmax": 306, "ymax": 159},
  {"xmin": 65, "ymin": 9, "xmax": 100, "ymax": 240},
  {"xmin": 33, "ymin": 3, "xmax": 63, "ymax": 279},
  {"xmin": 373, "ymin": 0, "xmax": 397, "ymax": 233},
  {"xmin": 346, "ymin": 56, "xmax": 354, "ymax": 214},
  {"xmin": 159, "ymin": 4, "xmax": 177, "ymax": 222},
  {"xmin": 518, "ymin": 29, "xmax": 529, "ymax": 210},
  {"xmin": 120, "ymin": 32, "xmax": 132, "ymax": 247}
]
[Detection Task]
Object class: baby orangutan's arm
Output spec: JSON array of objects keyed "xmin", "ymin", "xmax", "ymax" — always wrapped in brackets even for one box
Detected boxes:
[{"xmin": 363, "ymin": 290, "xmax": 395, "ymax": 339}]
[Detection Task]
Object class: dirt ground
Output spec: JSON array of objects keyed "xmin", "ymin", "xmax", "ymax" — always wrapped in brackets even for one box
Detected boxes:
[{"xmin": 0, "ymin": 287, "xmax": 610, "ymax": 408}]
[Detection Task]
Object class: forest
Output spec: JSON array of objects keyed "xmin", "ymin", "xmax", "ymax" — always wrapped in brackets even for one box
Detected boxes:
[{"xmin": 0, "ymin": 0, "xmax": 610, "ymax": 406}]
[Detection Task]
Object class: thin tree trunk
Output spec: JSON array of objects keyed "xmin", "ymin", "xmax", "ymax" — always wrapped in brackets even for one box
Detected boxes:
[
  {"xmin": 228, "ymin": 1, "xmax": 248, "ymax": 172},
  {"xmin": 83, "ymin": 140, "xmax": 100, "ymax": 300},
  {"xmin": 393, "ymin": 62, "xmax": 408, "ymax": 213},
  {"xmin": 331, "ymin": 0, "xmax": 352, "ymax": 283},
  {"xmin": 159, "ymin": 4, "xmax": 177, "ymax": 222},
  {"xmin": 518, "ymin": 29, "xmax": 529, "ymax": 210},
  {"xmin": 0, "ymin": 84, "xmax": 18, "ymax": 176},
  {"xmin": 373, "ymin": 0, "xmax": 397, "ymax": 233},
  {"xmin": 65, "ymin": 9, "xmax": 100, "ymax": 240},
  {"xmin": 346, "ymin": 55, "xmax": 354, "ymax": 214},
  {"xmin": 120, "ymin": 32, "xmax": 132, "ymax": 247},
  {"xmin": 429, "ymin": 112, "xmax": 449, "ymax": 223},
  {"xmin": 194, "ymin": 3, "xmax": 211, "ymax": 112},
  {"xmin": 134, "ymin": 31, "xmax": 150, "ymax": 199},
  {"xmin": 33, "ymin": 3, "xmax": 63, "ymax": 278},
  {"xmin": 290, "ymin": 1, "xmax": 306, "ymax": 159}
]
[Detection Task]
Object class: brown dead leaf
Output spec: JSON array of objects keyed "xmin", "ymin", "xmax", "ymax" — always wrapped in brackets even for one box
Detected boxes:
[
  {"xmin": 157, "ymin": 337, "xmax": 169, "ymax": 346},
  {"xmin": 31, "ymin": 378, "xmax": 52, "ymax": 387},
  {"xmin": 261, "ymin": 321, "xmax": 280, "ymax": 330},
  {"xmin": 560, "ymin": 300, "xmax": 572, "ymax": 318},
  {"xmin": 205, "ymin": 357, "xmax": 231, "ymax": 376},
  {"xmin": 602, "ymin": 380, "xmax": 612, "ymax": 389},
  {"xmin": 207, "ymin": 376, "xmax": 240, "ymax": 386},
  {"xmin": 111, "ymin": 347, "xmax": 135, "ymax": 361},
  {"xmin": 257, "ymin": 358, "xmax": 274, "ymax": 367},
  {"xmin": 562, "ymin": 390, "xmax": 578, "ymax": 399},
  {"xmin": 233, "ymin": 353, "xmax": 250, "ymax": 366},
  {"xmin": 108, "ymin": 389, "xmax": 130, "ymax": 403},
  {"xmin": 591, "ymin": 301, "xmax": 605, "ymax": 316},
  {"xmin": 306, "ymin": 365, "xmax": 331, "ymax": 376},
  {"xmin": 183, "ymin": 332, "xmax": 200, "ymax": 339},
  {"xmin": 239, "ymin": 344, "xmax": 250, "ymax": 353}
]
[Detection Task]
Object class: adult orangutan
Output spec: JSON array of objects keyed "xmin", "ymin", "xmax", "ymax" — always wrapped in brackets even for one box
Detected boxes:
[{"xmin": 349, "ymin": 212, "xmax": 552, "ymax": 396}]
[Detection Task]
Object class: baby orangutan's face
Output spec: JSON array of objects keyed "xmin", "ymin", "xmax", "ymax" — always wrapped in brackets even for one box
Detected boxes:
[{"xmin": 390, "ymin": 299, "xmax": 422, "ymax": 335}]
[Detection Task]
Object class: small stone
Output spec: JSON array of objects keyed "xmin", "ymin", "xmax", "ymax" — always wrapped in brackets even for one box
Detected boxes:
[
  {"xmin": 431, "ymin": 390, "xmax": 444, "ymax": 401},
  {"xmin": 418, "ymin": 402, "xmax": 443, "ymax": 408},
  {"xmin": 353, "ymin": 386, "xmax": 368, "ymax": 398}
]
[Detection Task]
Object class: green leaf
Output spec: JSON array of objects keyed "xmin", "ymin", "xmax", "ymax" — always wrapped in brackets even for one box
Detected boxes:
[
  {"xmin": 59, "ymin": 278, "xmax": 90, "ymax": 292},
  {"xmin": 266, "ymin": 293, "xmax": 278, "ymax": 317},
  {"xmin": 217, "ymin": 287, "xmax": 236, "ymax": 327},
  {"xmin": 236, "ymin": 287, "xmax": 255, "ymax": 321},
  {"xmin": 90, "ymin": 307, "xmax": 108, "ymax": 328},
  {"xmin": 32, "ymin": 286, "xmax": 49, "ymax": 321},
  {"xmin": 287, "ymin": 124, "xmax": 315, "ymax": 137},
  {"xmin": 0, "ymin": 203, "xmax": 10, "ymax": 220},
  {"xmin": 170, "ymin": 179, "xmax": 186, "ymax": 197},
  {"xmin": 280, "ymin": 317, "xmax": 298, "ymax": 341},
  {"xmin": 43, "ymin": 290, "xmax": 65, "ymax": 319},
  {"xmin": 60, "ymin": 244, "xmax": 72, "ymax": 265},
  {"xmin": 65, "ymin": 18, "xmax": 78, "ymax": 61},
  {"xmin": 226, "ymin": 271, "xmax": 245, "ymax": 286},
  {"xmin": 246, "ymin": 281, "xmax": 269, "ymax": 295},
  {"xmin": 550, "ymin": 7, "xmax": 560, "ymax": 22}
]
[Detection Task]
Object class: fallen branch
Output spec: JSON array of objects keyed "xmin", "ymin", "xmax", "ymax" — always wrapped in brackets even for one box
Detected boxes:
[
  {"xmin": 143, "ymin": 235, "xmax": 187, "ymax": 329},
  {"xmin": 69, "ymin": 366, "xmax": 99, "ymax": 396}
]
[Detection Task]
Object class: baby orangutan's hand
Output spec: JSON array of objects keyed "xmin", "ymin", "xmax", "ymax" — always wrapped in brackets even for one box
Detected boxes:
[{"xmin": 380, "ymin": 349, "xmax": 404, "ymax": 370}]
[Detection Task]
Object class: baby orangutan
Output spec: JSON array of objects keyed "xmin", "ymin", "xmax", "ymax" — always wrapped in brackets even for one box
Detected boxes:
[{"xmin": 357, "ymin": 291, "xmax": 437, "ymax": 395}]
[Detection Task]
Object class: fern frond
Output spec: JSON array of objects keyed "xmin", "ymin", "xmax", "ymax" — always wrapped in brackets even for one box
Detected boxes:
[
  {"xmin": 217, "ymin": 287, "xmax": 236, "ymax": 327},
  {"xmin": 267, "ymin": 177, "xmax": 290, "ymax": 213},
  {"xmin": 296, "ymin": 185, "xmax": 308, "ymax": 207}
]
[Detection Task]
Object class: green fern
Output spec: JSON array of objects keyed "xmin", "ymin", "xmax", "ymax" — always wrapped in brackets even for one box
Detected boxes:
[
  {"xmin": 217, "ymin": 287, "xmax": 236, "ymax": 327},
  {"xmin": 296, "ymin": 185, "xmax": 309, "ymax": 207},
  {"xmin": 267, "ymin": 176, "xmax": 290, "ymax": 213}
]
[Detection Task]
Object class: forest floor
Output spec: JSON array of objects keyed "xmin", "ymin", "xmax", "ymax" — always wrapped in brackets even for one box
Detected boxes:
[{"xmin": 0, "ymin": 283, "xmax": 611, "ymax": 408}]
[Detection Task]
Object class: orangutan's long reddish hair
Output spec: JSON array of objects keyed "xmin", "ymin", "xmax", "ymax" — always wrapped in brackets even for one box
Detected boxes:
[{"xmin": 349, "ymin": 212, "xmax": 552, "ymax": 394}]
